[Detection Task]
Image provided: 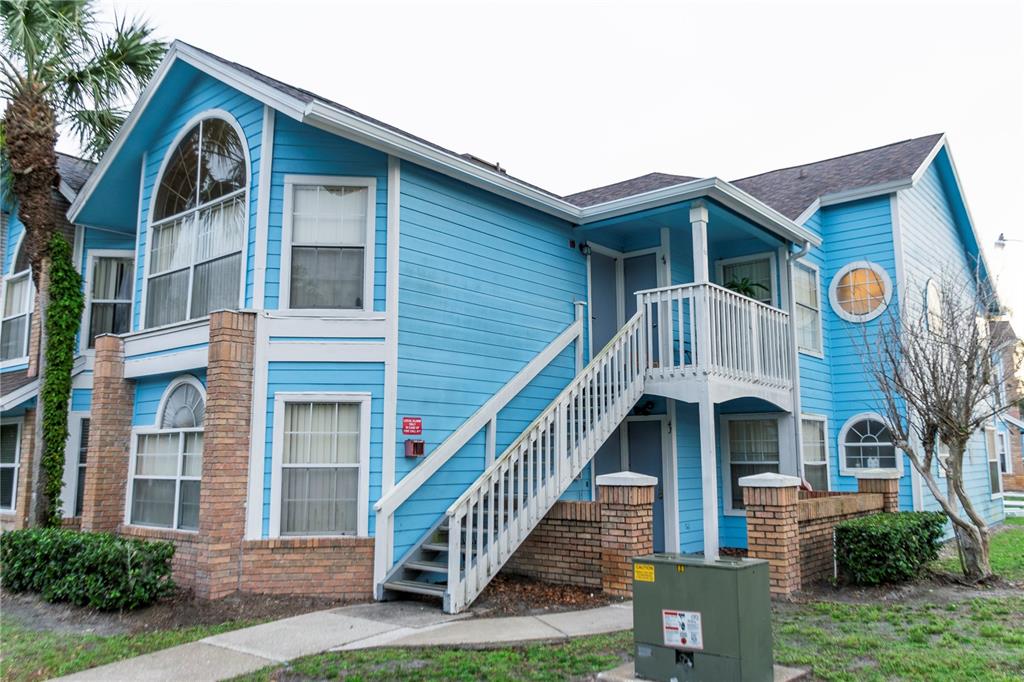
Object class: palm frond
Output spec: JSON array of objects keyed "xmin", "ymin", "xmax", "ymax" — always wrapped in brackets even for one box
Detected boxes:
[{"xmin": 67, "ymin": 107, "xmax": 126, "ymax": 159}]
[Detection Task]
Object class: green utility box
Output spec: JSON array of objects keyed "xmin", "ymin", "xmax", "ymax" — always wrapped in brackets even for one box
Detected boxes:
[{"xmin": 631, "ymin": 554, "xmax": 773, "ymax": 682}]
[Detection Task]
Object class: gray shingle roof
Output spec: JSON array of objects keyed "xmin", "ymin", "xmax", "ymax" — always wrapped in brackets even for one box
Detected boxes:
[
  {"xmin": 564, "ymin": 173, "xmax": 699, "ymax": 207},
  {"xmin": 0, "ymin": 368, "xmax": 36, "ymax": 398},
  {"xmin": 56, "ymin": 152, "xmax": 96, "ymax": 194},
  {"xmin": 732, "ymin": 134, "xmax": 944, "ymax": 220}
]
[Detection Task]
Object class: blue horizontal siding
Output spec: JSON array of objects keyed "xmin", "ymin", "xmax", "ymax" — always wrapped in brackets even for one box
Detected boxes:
[
  {"xmin": 71, "ymin": 389, "xmax": 92, "ymax": 413},
  {"xmin": 260, "ymin": 361, "xmax": 384, "ymax": 538},
  {"xmin": 132, "ymin": 371, "xmax": 207, "ymax": 426}
]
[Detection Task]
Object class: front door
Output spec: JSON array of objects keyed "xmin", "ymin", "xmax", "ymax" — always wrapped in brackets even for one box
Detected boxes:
[
  {"xmin": 589, "ymin": 249, "xmax": 660, "ymax": 357},
  {"xmin": 627, "ymin": 418, "xmax": 666, "ymax": 552}
]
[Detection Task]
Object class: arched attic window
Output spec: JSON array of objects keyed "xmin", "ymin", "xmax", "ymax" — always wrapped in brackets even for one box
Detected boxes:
[{"xmin": 146, "ymin": 116, "xmax": 247, "ymax": 328}]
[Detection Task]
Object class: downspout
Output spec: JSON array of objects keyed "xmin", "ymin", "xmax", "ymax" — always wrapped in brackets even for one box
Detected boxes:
[{"xmin": 786, "ymin": 240, "xmax": 811, "ymax": 481}]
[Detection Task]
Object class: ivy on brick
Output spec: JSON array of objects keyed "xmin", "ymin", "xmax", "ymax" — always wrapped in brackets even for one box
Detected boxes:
[{"xmin": 40, "ymin": 234, "xmax": 84, "ymax": 525}]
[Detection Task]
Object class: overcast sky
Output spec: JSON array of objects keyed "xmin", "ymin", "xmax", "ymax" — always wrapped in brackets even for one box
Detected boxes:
[{"xmin": 83, "ymin": 0, "xmax": 1023, "ymax": 330}]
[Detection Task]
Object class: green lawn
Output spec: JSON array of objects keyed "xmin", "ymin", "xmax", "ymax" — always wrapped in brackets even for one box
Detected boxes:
[
  {"xmin": 933, "ymin": 517, "xmax": 1024, "ymax": 581},
  {"xmin": 0, "ymin": 620, "xmax": 262, "ymax": 682}
]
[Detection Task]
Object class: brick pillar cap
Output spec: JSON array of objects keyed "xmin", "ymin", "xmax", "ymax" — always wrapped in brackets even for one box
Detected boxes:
[
  {"xmin": 596, "ymin": 471, "xmax": 657, "ymax": 487},
  {"xmin": 739, "ymin": 472, "xmax": 801, "ymax": 488},
  {"xmin": 853, "ymin": 468, "xmax": 902, "ymax": 480}
]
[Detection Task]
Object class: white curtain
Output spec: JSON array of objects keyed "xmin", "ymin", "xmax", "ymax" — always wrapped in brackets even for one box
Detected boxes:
[{"xmin": 290, "ymin": 185, "xmax": 367, "ymax": 309}]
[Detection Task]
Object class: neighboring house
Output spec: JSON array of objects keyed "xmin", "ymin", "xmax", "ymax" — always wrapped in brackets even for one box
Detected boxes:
[
  {"xmin": 991, "ymin": 319, "xmax": 1024, "ymax": 490},
  {"xmin": 0, "ymin": 41, "xmax": 1006, "ymax": 611}
]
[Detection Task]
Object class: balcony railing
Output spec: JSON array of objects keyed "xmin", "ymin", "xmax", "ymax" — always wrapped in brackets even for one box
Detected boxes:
[{"xmin": 637, "ymin": 282, "xmax": 792, "ymax": 392}]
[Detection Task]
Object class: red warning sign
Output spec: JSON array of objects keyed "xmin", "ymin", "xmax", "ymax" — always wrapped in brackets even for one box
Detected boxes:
[{"xmin": 402, "ymin": 417, "xmax": 422, "ymax": 435}]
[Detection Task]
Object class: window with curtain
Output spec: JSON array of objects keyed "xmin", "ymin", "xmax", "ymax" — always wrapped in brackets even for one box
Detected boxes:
[
  {"xmin": 0, "ymin": 421, "xmax": 20, "ymax": 511},
  {"xmin": 842, "ymin": 417, "xmax": 897, "ymax": 470},
  {"xmin": 74, "ymin": 418, "xmax": 90, "ymax": 516},
  {"xmin": 280, "ymin": 401, "xmax": 361, "ymax": 535},
  {"xmin": 87, "ymin": 257, "xmax": 133, "ymax": 347},
  {"xmin": 1, "ymin": 271, "xmax": 32, "ymax": 361},
  {"xmin": 726, "ymin": 418, "xmax": 780, "ymax": 511},
  {"xmin": 801, "ymin": 418, "xmax": 828, "ymax": 491},
  {"xmin": 987, "ymin": 427, "xmax": 1002, "ymax": 496},
  {"xmin": 286, "ymin": 183, "xmax": 369, "ymax": 310},
  {"xmin": 146, "ymin": 117, "xmax": 246, "ymax": 328},
  {"xmin": 130, "ymin": 379, "xmax": 204, "ymax": 530},
  {"xmin": 721, "ymin": 257, "xmax": 773, "ymax": 305},
  {"xmin": 794, "ymin": 263, "xmax": 822, "ymax": 354}
]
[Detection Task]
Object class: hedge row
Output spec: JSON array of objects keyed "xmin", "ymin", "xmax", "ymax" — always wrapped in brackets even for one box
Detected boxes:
[
  {"xmin": 0, "ymin": 528, "xmax": 175, "ymax": 610},
  {"xmin": 835, "ymin": 511, "xmax": 946, "ymax": 586}
]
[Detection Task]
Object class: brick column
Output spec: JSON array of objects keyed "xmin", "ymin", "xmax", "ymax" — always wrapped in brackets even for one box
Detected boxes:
[
  {"xmin": 80, "ymin": 335, "xmax": 133, "ymax": 532},
  {"xmin": 855, "ymin": 470, "xmax": 901, "ymax": 513},
  {"xmin": 195, "ymin": 310, "xmax": 256, "ymax": 600},
  {"xmin": 597, "ymin": 472, "xmax": 656, "ymax": 597},
  {"xmin": 741, "ymin": 472, "xmax": 802, "ymax": 596}
]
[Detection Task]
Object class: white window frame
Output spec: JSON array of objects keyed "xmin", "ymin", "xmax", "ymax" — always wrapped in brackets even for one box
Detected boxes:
[
  {"xmin": 141, "ymin": 109, "xmax": 250, "ymax": 331},
  {"xmin": 838, "ymin": 412, "xmax": 904, "ymax": 476},
  {"xmin": 925, "ymin": 278, "xmax": 943, "ymax": 333},
  {"xmin": 125, "ymin": 375, "xmax": 206, "ymax": 532},
  {"xmin": 269, "ymin": 391, "xmax": 371, "ymax": 538},
  {"xmin": 280, "ymin": 175, "xmax": 377, "ymax": 316},
  {"xmin": 0, "ymin": 416, "xmax": 23, "ymax": 513},
  {"xmin": 800, "ymin": 414, "xmax": 830, "ymax": 491},
  {"xmin": 997, "ymin": 430, "xmax": 1010, "ymax": 474},
  {"xmin": 1, "ymin": 255, "xmax": 34, "ymax": 368},
  {"xmin": 716, "ymin": 252, "xmax": 778, "ymax": 307},
  {"xmin": 81, "ymin": 249, "xmax": 135, "ymax": 353},
  {"xmin": 62, "ymin": 413, "xmax": 90, "ymax": 518},
  {"xmin": 793, "ymin": 260, "xmax": 824, "ymax": 357},
  {"xmin": 720, "ymin": 413, "xmax": 784, "ymax": 516},
  {"xmin": 829, "ymin": 261, "xmax": 892, "ymax": 323},
  {"xmin": 987, "ymin": 425, "xmax": 1003, "ymax": 499}
]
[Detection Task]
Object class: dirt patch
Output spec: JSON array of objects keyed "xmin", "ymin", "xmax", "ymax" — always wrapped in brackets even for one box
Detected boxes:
[
  {"xmin": 0, "ymin": 588, "xmax": 357, "ymax": 636},
  {"xmin": 468, "ymin": 574, "xmax": 624, "ymax": 617},
  {"xmin": 793, "ymin": 573, "xmax": 1021, "ymax": 607}
]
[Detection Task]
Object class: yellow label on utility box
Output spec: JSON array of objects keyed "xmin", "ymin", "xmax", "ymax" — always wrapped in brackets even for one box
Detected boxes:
[{"xmin": 634, "ymin": 563, "xmax": 655, "ymax": 582}]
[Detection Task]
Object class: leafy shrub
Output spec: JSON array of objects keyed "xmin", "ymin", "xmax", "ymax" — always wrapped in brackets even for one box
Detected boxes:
[
  {"xmin": 835, "ymin": 511, "xmax": 946, "ymax": 586},
  {"xmin": 0, "ymin": 528, "xmax": 174, "ymax": 610}
]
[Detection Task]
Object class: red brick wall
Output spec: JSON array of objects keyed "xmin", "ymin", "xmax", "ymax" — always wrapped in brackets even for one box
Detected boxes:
[
  {"xmin": 240, "ymin": 537, "xmax": 374, "ymax": 599},
  {"xmin": 121, "ymin": 525, "xmax": 202, "ymax": 590},
  {"xmin": 599, "ymin": 484, "xmax": 654, "ymax": 597},
  {"xmin": 743, "ymin": 485, "xmax": 802, "ymax": 596},
  {"xmin": 504, "ymin": 501, "xmax": 603, "ymax": 588},
  {"xmin": 797, "ymin": 493, "xmax": 884, "ymax": 586}
]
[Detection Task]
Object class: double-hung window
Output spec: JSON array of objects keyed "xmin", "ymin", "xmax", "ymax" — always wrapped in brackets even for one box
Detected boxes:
[
  {"xmin": 272, "ymin": 394, "xmax": 369, "ymax": 536},
  {"xmin": 129, "ymin": 378, "xmax": 204, "ymax": 530},
  {"xmin": 801, "ymin": 416, "xmax": 829, "ymax": 491},
  {"xmin": 283, "ymin": 177, "xmax": 375, "ymax": 311},
  {"xmin": 86, "ymin": 255, "xmax": 133, "ymax": 348},
  {"xmin": 794, "ymin": 263, "xmax": 822, "ymax": 355},
  {"xmin": 74, "ymin": 418, "xmax": 90, "ymax": 516},
  {"xmin": 1, "ymin": 270, "xmax": 32, "ymax": 362},
  {"xmin": 146, "ymin": 117, "xmax": 247, "ymax": 328},
  {"xmin": 987, "ymin": 426, "xmax": 1003, "ymax": 497},
  {"xmin": 0, "ymin": 420, "xmax": 21, "ymax": 512},
  {"xmin": 722, "ymin": 416, "xmax": 781, "ymax": 513}
]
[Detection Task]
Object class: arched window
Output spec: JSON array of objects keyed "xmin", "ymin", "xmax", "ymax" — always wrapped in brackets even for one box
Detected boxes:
[
  {"xmin": 1, "ymin": 238, "xmax": 33, "ymax": 362},
  {"xmin": 829, "ymin": 261, "xmax": 892, "ymax": 323},
  {"xmin": 839, "ymin": 414, "xmax": 899, "ymax": 474},
  {"xmin": 146, "ymin": 115, "xmax": 247, "ymax": 328},
  {"xmin": 130, "ymin": 376, "xmax": 205, "ymax": 530}
]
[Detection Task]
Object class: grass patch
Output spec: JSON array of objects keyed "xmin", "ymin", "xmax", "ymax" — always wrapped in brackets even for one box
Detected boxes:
[
  {"xmin": 0, "ymin": 620, "xmax": 262, "ymax": 682},
  {"xmin": 773, "ymin": 596, "xmax": 1024, "ymax": 681},
  {"xmin": 231, "ymin": 631, "xmax": 634, "ymax": 682},
  {"xmin": 933, "ymin": 517, "xmax": 1024, "ymax": 581}
]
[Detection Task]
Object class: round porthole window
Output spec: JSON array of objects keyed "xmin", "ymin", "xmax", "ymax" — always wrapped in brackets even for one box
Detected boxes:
[{"xmin": 829, "ymin": 261, "xmax": 892, "ymax": 322}]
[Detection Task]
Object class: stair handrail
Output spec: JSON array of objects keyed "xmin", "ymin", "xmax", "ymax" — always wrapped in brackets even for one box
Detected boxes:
[
  {"xmin": 444, "ymin": 309, "xmax": 646, "ymax": 517},
  {"xmin": 374, "ymin": 312, "xmax": 584, "ymax": 520}
]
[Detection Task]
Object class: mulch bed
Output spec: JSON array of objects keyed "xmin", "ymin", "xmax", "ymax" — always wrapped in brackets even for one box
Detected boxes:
[
  {"xmin": 468, "ymin": 574, "xmax": 623, "ymax": 617},
  {"xmin": 1, "ymin": 588, "xmax": 353, "ymax": 636}
]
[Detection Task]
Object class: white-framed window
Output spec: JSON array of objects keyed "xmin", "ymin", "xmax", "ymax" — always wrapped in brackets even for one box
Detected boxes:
[
  {"xmin": 0, "ymin": 418, "xmax": 22, "ymax": 512},
  {"xmin": 838, "ymin": 413, "xmax": 902, "ymax": 476},
  {"xmin": 801, "ymin": 415, "xmax": 829, "ymax": 491},
  {"xmin": 83, "ymin": 251, "xmax": 134, "ymax": 350},
  {"xmin": 717, "ymin": 253, "xmax": 776, "ymax": 305},
  {"xmin": 127, "ymin": 376, "xmax": 205, "ymax": 531},
  {"xmin": 281, "ymin": 176, "xmax": 376, "ymax": 313},
  {"xmin": 925, "ymin": 278, "xmax": 943, "ymax": 333},
  {"xmin": 794, "ymin": 262, "xmax": 823, "ymax": 356},
  {"xmin": 269, "ymin": 392, "xmax": 371, "ymax": 537},
  {"xmin": 74, "ymin": 418, "xmax": 90, "ymax": 516},
  {"xmin": 987, "ymin": 426, "xmax": 1003, "ymax": 498},
  {"xmin": 721, "ymin": 415, "xmax": 781, "ymax": 515},
  {"xmin": 144, "ymin": 113, "xmax": 248, "ymax": 329},
  {"xmin": 1, "ymin": 269, "xmax": 33, "ymax": 363},
  {"xmin": 997, "ymin": 431, "xmax": 1009, "ymax": 474},
  {"xmin": 829, "ymin": 261, "xmax": 892, "ymax": 323}
]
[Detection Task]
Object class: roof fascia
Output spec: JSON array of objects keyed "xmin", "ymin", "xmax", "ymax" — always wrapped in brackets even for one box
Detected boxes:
[
  {"xmin": 0, "ymin": 379, "xmax": 39, "ymax": 412},
  {"xmin": 57, "ymin": 181, "xmax": 77, "ymax": 204}
]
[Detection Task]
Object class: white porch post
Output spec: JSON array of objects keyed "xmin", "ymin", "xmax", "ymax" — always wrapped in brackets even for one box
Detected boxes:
[
  {"xmin": 690, "ymin": 200, "xmax": 710, "ymax": 284},
  {"xmin": 698, "ymin": 393, "xmax": 719, "ymax": 559}
]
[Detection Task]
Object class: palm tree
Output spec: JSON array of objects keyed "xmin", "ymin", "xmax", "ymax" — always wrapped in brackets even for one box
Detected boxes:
[{"xmin": 1, "ymin": 0, "xmax": 164, "ymax": 524}]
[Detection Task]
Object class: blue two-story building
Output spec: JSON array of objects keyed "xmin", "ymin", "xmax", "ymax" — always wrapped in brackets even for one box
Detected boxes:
[{"xmin": 0, "ymin": 42, "xmax": 1005, "ymax": 611}]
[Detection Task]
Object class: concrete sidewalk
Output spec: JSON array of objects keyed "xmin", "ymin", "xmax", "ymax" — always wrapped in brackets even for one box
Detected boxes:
[{"xmin": 55, "ymin": 601, "xmax": 634, "ymax": 681}]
